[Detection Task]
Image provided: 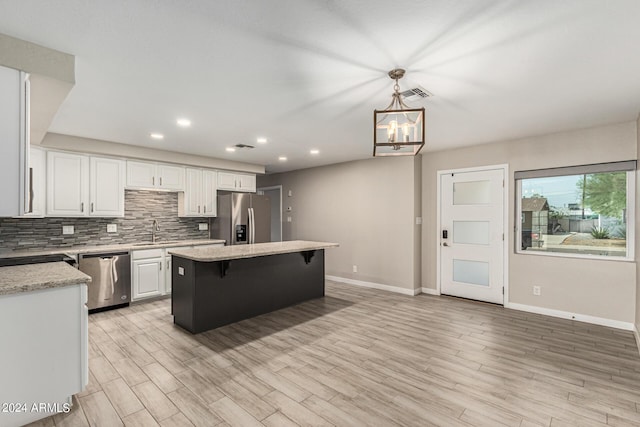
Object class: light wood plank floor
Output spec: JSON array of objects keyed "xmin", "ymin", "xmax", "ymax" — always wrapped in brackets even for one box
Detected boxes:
[{"xmin": 27, "ymin": 280, "xmax": 640, "ymax": 427}]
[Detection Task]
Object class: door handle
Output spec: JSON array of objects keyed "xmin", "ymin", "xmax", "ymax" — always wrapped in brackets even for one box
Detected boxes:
[{"xmin": 442, "ymin": 242, "xmax": 449, "ymax": 247}]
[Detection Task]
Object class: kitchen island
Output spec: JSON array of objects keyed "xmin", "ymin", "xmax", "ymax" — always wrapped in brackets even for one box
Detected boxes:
[{"xmin": 169, "ymin": 240, "xmax": 338, "ymax": 333}]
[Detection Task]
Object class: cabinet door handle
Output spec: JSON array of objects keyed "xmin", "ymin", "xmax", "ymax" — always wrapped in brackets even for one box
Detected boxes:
[
  {"xmin": 159, "ymin": 262, "xmax": 162, "ymax": 271},
  {"xmin": 160, "ymin": 177, "xmax": 163, "ymax": 186},
  {"xmin": 91, "ymin": 202, "xmax": 94, "ymax": 213},
  {"xmin": 166, "ymin": 260, "xmax": 170, "ymax": 269},
  {"xmin": 204, "ymin": 206, "xmax": 206, "ymax": 214},
  {"xmin": 81, "ymin": 202, "xmax": 84, "ymax": 212},
  {"xmin": 198, "ymin": 205, "xmax": 201, "ymax": 213},
  {"xmin": 152, "ymin": 176, "xmax": 155, "ymax": 186}
]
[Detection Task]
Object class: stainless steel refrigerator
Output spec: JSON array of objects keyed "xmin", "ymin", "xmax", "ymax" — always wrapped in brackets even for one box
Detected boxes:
[{"xmin": 212, "ymin": 193, "xmax": 271, "ymax": 245}]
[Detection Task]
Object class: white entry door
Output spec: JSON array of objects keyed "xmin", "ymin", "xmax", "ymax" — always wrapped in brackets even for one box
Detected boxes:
[{"xmin": 440, "ymin": 169, "xmax": 505, "ymax": 304}]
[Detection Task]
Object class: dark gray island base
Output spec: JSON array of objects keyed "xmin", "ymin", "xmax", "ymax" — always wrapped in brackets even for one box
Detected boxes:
[{"xmin": 169, "ymin": 241, "xmax": 338, "ymax": 334}]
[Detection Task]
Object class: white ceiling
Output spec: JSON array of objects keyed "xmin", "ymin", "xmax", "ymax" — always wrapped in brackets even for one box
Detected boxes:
[{"xmin": 1, "ymin": 0, "xmax": 640, "ymax": 173}]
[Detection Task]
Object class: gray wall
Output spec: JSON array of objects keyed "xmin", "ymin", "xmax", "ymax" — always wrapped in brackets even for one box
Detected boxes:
[
  {"xmin": 423, "ymin": 121, "xmax": 637, "ymax": 323},
  {"xmin": 258, "ymin": 156, "xmax": 422, "ymax": 291},
  {"xmin": 0, "ymin": 190, "xmax": 209, "ymax": 251}
]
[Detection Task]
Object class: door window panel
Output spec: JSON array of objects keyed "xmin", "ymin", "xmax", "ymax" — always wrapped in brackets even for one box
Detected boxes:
[{"xmin": 453, "ymin": 180, "xmax": 491, "ymax": 205}]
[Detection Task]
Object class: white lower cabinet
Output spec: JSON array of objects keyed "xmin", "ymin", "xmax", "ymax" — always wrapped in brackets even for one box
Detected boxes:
[
  {"xmin": 133, "ymin": 243, "xmax": 224, "ymax": 300},
  {"xmin": 132, "ymin": 249, "xmax": 164, "ymax": 301},
  {"xmin": 0, "ymin": 284, "xmax": 88, "ymax": 427}
]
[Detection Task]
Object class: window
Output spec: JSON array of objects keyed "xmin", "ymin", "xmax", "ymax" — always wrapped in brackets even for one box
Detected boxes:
[{"xmin": 515, "ymin": 161, "xmax": 635, "ymax": 260}]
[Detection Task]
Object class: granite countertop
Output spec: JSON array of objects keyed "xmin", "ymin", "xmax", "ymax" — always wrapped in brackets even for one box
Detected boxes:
[
  {"xmin": 0, "ymin": 262, "xmax": 92, "ymax": 296},
  {"xmin": 169, "ymin": 240, "xmax": 339, "ymax": 262},
  {"xmin": 0, "ymin": 239, "xmax": 226, "ymax": 259}
]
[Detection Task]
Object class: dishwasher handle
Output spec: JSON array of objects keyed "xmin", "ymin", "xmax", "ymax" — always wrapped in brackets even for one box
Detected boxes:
[{"xmin": 80, "ymin": 251, "xmax": 130, "ymax": 260}]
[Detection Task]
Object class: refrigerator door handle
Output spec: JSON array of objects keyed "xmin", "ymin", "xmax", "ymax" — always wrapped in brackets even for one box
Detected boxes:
[{"xmin": 249, "ymin": 208, "xmax": 255, "ymax": 244}]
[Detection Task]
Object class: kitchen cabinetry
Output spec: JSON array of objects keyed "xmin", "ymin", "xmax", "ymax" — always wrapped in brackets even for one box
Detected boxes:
[
  {"xmin": 25, "ymin": 147, "xmax": 46, "ymax": 217},
  {"xmin": 217, "ymin": 171, "xmax": 256, "ymax": 192},
  {"xmin": 46, "ymin": 151, "xmax": 124, "ymax": 217},
  {"xmin": 133, "ymin": 243, "xmax": 225, "ymax": 300},
  {"xmin": 0, "ymin": 282, "xmax": 88, "ymax": 427},
  {"xmin": 126, "ymin": 161, "xmax": 185, "ymax": 191},
  {"xmin": 46, "ymin": 151, "xmax": 89, "ymax": 216},
  {"xmin": 90, "ymin": 157, "xmax": 125, "ymax": 216},
  {"xmin": 132, "ymin": 249, "xmax": 164, "ymax": 301},
  {"xmin": 179, "ymin": 168, "xmax": 217, "ymax": 217},
  {"xmin": 0, "ymin": 65, "xmax": 30, "ymax": 217}
]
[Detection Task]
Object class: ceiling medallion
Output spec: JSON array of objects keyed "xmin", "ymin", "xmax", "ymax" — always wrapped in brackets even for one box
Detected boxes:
[{"xmin": 373, "ymin": 68, "xmax": 425, "ymax": 157}]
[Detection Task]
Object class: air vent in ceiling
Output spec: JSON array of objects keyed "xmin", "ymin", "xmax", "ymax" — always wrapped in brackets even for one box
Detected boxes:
[
  {"xmin": 234, "ymin": 144, "xmax": 255, "ymax": 150},
  {"xmin": 400, "ymin": 86, "xmax": 433, "ymax": 102}
]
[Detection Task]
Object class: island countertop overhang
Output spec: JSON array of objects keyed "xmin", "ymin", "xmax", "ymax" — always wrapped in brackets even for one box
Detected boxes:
[{"xmin": 168, "ymin": 240, "xmax": 339, "ymax": 262}]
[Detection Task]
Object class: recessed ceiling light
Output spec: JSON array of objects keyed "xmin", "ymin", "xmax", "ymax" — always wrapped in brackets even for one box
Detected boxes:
[
  {"xmin": 257, "ymin": 137, "xmax": 268, "ymax": 144},
  {"xmin": 310, "ymin": 149, "xmax": 319, "ymax": 155},
  {"xmin": 278, "ymin": 156, "xmax": 287, "ymax": 161},
  {"xmin": 177, "ymin": 118, "xmax": 191, "ymax": 127},
  {"xmin": 225, "ymin": 147, "xmax": 236, "ymax": 152},
  {"xmin": 150, "ymin": 133, "xmax": 164, "ymax": 140}
]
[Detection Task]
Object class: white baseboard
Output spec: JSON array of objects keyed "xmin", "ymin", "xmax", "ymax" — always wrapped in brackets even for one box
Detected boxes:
[
  {"xmin": 634, "ymin": 324, "xmax": 640, "ymax": 356},
  {"xmin": 506, "ymin": 302, "xmax": 634, "ymax": 331},
  {"xmin": 326, "ymin": 275, "xmax": 419, "ymax": 296},
  {"xmin": 420, "ymin": 287, "xmax": 439, "ymax": 296}
]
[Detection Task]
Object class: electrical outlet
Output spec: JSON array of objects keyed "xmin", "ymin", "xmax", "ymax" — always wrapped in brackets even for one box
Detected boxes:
[
  {"xmin": 533, "ymin": 286, "xmax": 541, "ymax": 296},
  {"xmin": 352, "ymin": 265, "xmax": 358, "ymax": 273},
  {"xmin": 199, "ymin": 223, "xmax": 208, "ymax": 231},
  {"xmin": 107, "ymin": 224, "xmax": 117, "ymax": 233},
  {"xmin": 62, "ymin": 225, "xmax": 74, "ymax": 235}
]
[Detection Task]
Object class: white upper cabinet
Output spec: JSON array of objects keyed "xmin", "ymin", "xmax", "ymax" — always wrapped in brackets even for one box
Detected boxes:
[
  {"xmin": 47, "ymin": 151, "xmax": 124, "ymax": 217},
  {"xmin": 203, "ymin": 170, "xmax": 217, "ymax": 216},
  {"xmin": 90, "ymin": 157, "xmax": 125, "ymax": 217},
  {"xmin": 126, "ymin": 161, "xmax": 155, "ymax": 188},
  {"xmin": 26, "ymin": 147, "xmax": 46, "ymax": 217},
  {"xmin": 47, "ymin": 151, "xmax": 89, "ymax": 216},
  {"xmin": 0, "ymin": 65, "xmax": 30, "ymax": 217},
  {"xmin": 217, "ymin": 171, "xmax": 256, "ymax": 193},
  {"xmin": 157, "ymin": 164, "xmax": 185, "ymax": 190},
  {"xmin": 179, "ymin": 168, "xmax": 217, "ymax": 217},
  {"xmin": 126, "ymin": 161, "xmax": 185, "ymax": 191}
]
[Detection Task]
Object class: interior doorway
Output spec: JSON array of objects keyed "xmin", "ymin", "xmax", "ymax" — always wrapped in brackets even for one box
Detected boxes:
[{"xmin": 257, "ymin": 186, "xmax": 283, "ymax": 242}]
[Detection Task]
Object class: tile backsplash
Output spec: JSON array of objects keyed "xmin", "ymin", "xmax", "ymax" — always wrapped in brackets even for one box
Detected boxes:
[{"xmin": 0, "ymin": 190, "xmax": 210, "ymax": 251}]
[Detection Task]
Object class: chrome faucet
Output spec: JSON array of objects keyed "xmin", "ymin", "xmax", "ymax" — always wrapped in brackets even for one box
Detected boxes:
[{"xmin": 152, "ymin": 219, "xmax": 160, "ymax": 243}]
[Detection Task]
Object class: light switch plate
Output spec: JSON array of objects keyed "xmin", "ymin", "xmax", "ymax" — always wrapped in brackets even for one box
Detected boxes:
[
  {"xmin": 62, "ymin": 225, "xmax": 74, "ymax": 235},
  {"xmin": 287, "ymin": 216, "xmax": 292, "ymax": 223},
  {"xmin": 178, "ymin": 266, "xmax": 185, "ymax": 276},
  {"xmin": 107, "ymin": 224, "xmax": 117, "ymax": 233},
  {"xmin": 288, "ymin": 190, "xmax": 293, "ymax": 197},
  {"xmin": 415, "ymin": 217, "xmax": 422, "ymax": 225},
  {"xmin": 199, "ymin": 223, "xmax": 209, "ymax": 231}
]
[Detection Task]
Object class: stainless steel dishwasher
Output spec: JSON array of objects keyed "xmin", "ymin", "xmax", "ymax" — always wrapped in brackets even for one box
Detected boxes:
[{"xmin": 79, "ymin": 251, "xmax": 131, "ymax": 311}]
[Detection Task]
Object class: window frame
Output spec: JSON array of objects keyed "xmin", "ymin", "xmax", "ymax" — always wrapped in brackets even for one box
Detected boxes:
[{"xmin": 515, "ymin": 164, "xmax": 635, "ymax": 262}]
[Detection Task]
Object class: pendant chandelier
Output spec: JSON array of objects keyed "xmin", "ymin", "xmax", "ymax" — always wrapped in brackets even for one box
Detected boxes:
[{"xmin": 373, "ymin": 68, "xmax": 425, "ymax": 157}]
